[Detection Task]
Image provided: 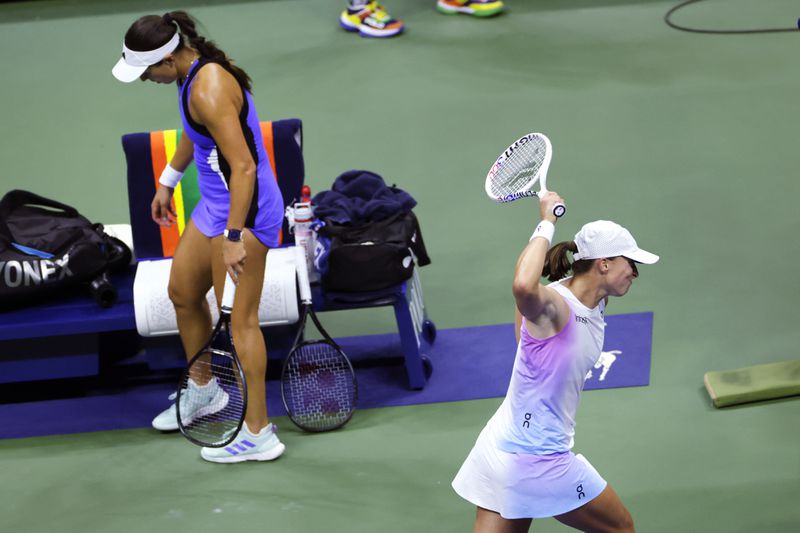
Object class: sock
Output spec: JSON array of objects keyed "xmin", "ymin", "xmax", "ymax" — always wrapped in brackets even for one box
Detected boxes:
[
  {"xmin": 349, "ymin": 0, "xmax": 369, "ymax": 10},
  {"xmin": 189, "ymin": 377, "xmax": 215, "ymax": 390},
  {"xmin": 245, "ymin": 422, "xmax": 272, "ymax": 436}
]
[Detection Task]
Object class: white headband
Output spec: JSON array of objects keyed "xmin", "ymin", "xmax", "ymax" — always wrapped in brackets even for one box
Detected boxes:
[{"xmin": 112, "ymin": 32, "xmax": 181, "ymax": 83}]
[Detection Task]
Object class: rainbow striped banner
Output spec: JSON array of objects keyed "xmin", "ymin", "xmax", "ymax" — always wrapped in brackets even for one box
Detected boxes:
[
  {"xmin": 148, "ymin": 129, "xmax": 199, "ymax": 256},
  {"xmin": 123, "ymin": 119, "xmax": 303, "ymax": 260}
]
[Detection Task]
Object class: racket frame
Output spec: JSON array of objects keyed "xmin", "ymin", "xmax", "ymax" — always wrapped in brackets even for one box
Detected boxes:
[
  {"xmin": 485, "ymin": 132, "xmax": 552, "ymax": 203},
  {"xmin": 485, "ymin": 132, "xmax": 565, "ymax": 217},
  {"xmin": 280, "ymin": 245, "xmax": 358, "ymax": 432},
  {"xmin": 176, "ymin": 274, "xmax": 247, "ymax": 448}
]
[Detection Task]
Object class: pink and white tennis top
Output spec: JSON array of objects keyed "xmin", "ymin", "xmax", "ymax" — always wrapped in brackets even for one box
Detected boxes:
[{"xmin": 489, "ymin": 279, "xmax": 606, "ymax": 455}]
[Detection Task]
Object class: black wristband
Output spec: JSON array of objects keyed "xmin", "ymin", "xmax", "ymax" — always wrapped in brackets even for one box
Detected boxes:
[{"xmin": 224, "ymin": 229, "xmax": 243, "ymax": 242}]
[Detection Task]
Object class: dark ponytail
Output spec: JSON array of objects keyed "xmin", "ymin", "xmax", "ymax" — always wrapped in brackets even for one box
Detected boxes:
[
  {"xmin": 543, "ymin": 241, "xmax": 593, "ymax": 282},
  {"xmin": 168, "ymin": 11, "xmax": 252, "ymax": 92},
  {"xmin": 123, "ymin": 11, "xmax": 253, "ymax": 92}
]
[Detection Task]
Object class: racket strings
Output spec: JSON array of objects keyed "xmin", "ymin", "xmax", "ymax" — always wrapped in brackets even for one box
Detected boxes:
[
  {"xmin": 489, "ymin": 136, "xmax": 548, "ymax": 196},
  {"xmin": 283, "ymin": 341, "xmax": 356, "ymax": 431},
  {"xmin": 179, "ymin": 350, "xmax": 246, "ymax": 446}
]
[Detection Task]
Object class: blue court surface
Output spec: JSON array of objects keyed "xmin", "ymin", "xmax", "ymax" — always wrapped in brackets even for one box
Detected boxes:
[{"xmin": 0, "ymin": 313, "xmax": 652, "ymax": 439}]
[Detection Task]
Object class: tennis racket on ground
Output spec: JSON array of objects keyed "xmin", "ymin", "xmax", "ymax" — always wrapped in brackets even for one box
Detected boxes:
[
  {"xmin": 176, "ymin": 274, "xmax": 246, "ymax": 447},
  {"xmin": 485, "ymin": 132, "xmax": 566, "ymax": 217},
  {"xmin": 281, "ymin": 245, "xmax": 357, "ymax": 432}
]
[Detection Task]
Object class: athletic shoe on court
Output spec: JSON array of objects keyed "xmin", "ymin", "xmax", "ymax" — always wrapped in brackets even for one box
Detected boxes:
[
  {"xmin": 436, "ymin": 0, "xmax": 504, "ymax": 17},
  {"xmin": 151, "ymin": 378, "xmax": 229, "ymax": 432},
  {"xmin": 339, "ymin": 2, "xmax": 405, "ymax": 38},
  {"xmin": 200, "ymin": 423, "xmax": 286, "ymax": 464}
]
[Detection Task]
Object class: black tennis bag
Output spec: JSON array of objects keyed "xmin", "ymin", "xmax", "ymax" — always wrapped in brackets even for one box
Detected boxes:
[
  {"xmin": 0, "ymin": 190, "xmax": 131, "ymax": 309},
  {"xmin": 317, "ymin": 211, "xmax": 430, "ymax": 292}
]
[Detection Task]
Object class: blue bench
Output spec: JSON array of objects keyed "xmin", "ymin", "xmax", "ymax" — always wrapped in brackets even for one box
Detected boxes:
[
  {"xmin": 0, "ymin": 118, "xmax": 435, "ymax": 389},
  {"xmin": 0, "ymin": 269, "xmax": 138, "ymax": 382}
]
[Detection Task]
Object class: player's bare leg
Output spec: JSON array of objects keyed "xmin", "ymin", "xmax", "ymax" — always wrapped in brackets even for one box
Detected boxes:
[
  {"xmin": 554, "ymin": 484, "xmax": 635, "ymax": 532},
  {"xmin": 169, "ymin": 220, "xmax": 214, "ymax": 364},
  {"xmin": 474, "ymin": 507, "xmax": 531, "ymax": 533},
  {"xmin": 211, "ymin": 229, "xmax": 269, "ymax": 433}
]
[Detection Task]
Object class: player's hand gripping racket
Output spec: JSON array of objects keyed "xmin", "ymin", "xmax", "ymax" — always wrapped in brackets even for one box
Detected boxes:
[
  {"xmin": 176, "ymin": 274, "xmax": 246, "ymax": 448},
  {"xmin": 485, "ymin": 132, "xmax": 566, "ymax": 217},
  {"xmin": 281, "ymin": 245, "xmax": 357, "ymax": 432}
]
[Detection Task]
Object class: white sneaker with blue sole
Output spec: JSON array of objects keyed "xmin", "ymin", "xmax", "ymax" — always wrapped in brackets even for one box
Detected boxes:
[{"xmin": 201, "ymin": 422, "xmax": 286, "ymax": 464}]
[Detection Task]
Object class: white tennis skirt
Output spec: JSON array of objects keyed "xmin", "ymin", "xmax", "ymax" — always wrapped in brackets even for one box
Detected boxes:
[{"xmin": 452, "ymin": 425, "xmax": 607, "ymax": 519}]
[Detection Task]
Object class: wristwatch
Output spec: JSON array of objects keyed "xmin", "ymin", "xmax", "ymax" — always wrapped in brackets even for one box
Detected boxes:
[{"xmin": 224, "ymin": 228, "xmax": 243, "ymax": 242}]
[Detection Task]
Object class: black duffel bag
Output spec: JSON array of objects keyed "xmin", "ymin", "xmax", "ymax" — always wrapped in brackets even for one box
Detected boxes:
[
  {"xmin": 0, "ymin": 190, "xmax": 131, "ymax": 309},
  {"xmin": 317, "ymin": 210, "xmax": 430, "ymax": 292}
]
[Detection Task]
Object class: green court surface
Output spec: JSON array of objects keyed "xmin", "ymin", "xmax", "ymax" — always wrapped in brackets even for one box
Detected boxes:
[{"xmin": 1, "ymin": 0, "xmax": 799, "ymax": 531}]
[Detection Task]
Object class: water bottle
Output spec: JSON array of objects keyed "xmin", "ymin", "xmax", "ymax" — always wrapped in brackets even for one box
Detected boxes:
[{"xmin": 293, "ymin": 186, "xmax": 319, "ymax": 282}]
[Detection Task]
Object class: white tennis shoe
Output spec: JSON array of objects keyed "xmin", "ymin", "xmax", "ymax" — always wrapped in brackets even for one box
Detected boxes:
[
  {"xmin": 200, "ymin": 423, "xmax": 286, "ymax": 464},
  {"xmin": 151, "ymin": 379, "xmax": 229, "ymax": 432}
]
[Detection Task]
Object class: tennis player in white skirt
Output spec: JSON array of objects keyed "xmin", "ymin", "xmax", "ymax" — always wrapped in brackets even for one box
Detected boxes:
[{"xmin": 452, "ymin": 192, "xmax": 658, "ymax": 532}]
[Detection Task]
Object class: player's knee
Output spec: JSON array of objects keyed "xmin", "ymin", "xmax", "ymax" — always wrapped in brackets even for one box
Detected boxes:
[
  {"xmin": 614, "ymin": 509, "xmax": 635, "ymax": 532},
  {"xmin": 231, "ymin": 311, "xmax": 260, "ymax": 336},
  {"xmin": 167, "ymin": 279, "xmax": 202, "ymax": 309}
]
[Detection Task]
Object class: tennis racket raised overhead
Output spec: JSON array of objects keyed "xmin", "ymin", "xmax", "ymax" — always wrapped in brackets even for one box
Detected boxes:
[
  {"xmin": 485, "ymin": 132, "xmax": 566, "ymax": 217},
  {"xmin": 281, "ymin": 245, "xmax": 357, "ymax": 432},
  {"xmin": 176, "ymin": 274, "xmax": 246, "ymax": 448}
]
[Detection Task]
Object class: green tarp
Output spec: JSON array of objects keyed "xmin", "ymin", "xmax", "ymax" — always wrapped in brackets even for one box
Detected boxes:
[{"xmin": 704, "ymin": 360, "xmax": 800, "ymax": 408}]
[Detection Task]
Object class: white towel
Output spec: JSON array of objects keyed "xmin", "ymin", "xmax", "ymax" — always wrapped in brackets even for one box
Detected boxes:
[{"xmin": 133, "ymin": 246, "xmax": 299, "ymax": 337}]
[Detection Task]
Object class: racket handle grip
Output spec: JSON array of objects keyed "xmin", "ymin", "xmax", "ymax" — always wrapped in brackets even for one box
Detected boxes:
[
  {"xmin": 295, "ymin": 244, "xmax": 312, "ymax": 304},
  {"xmin": 553, "ymin": 203, "xmax": 566, "ymax": 218},
  {"xmin": 221, "ymin": 273, "xmax": 237, "ymax": 314}
]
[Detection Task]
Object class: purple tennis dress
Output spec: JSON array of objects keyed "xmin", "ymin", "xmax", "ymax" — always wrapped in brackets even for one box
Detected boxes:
[
  {"xmin": 452, "ymin": 279, "xmax": 609, "ymax": 519},
  {"xmin": 178, "ymin": 59, "xmax": 283, "ymax": 247}
]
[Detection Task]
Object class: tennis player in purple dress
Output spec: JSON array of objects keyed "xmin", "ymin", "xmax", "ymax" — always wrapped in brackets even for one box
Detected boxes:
[{"xmin": 113, "ymin": 11, "xmax": 284, "ymax": 463}]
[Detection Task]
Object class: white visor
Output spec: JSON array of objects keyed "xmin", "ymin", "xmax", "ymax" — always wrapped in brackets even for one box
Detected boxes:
[{"xmin": 112, "ymin": 32, "xmax": 180, "ymax": 83}]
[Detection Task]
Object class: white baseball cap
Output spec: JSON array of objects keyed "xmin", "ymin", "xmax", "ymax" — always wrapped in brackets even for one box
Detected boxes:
[
  {"xmin": 573, "ymin": 220, "xmax": 659, "ymax": 264},
  {"xmin": 112, "ymin": 32, "xmax": 180, "ymax": 83}
]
